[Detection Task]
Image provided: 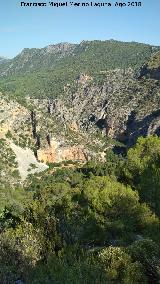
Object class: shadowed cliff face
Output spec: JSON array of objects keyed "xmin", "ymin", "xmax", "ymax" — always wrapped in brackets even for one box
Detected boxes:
[
  {"xmin": 139, "ymin": 65, "xmax": 160, "ymax": 80},
  {"xmin": 31, "ymin": 68, "xmax": 160, "ymax": 154}
]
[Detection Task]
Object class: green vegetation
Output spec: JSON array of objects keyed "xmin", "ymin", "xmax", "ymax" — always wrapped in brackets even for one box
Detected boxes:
[
  {"xmin": 0, "ymin": 138, "xmax": 19, "ymax": 188},
  {"xmin": 1, "ymin": 136, "xmax": 160, "ymax": 283},
  {"xmin": 0, "ymin": 40, "xmax": 156, "ymax": 99},
  {"xmin": 125, "ymin": 136, "xmax": 160, "ymax": 216},
  {"xmin": 1, "ymin": 40, "xmax": 160, "ymax": 283}
]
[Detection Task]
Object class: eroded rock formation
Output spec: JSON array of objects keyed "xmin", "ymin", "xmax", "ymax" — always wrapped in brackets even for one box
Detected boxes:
[{"xmin": 37, "ymin": 138, "xmax": 87, "ymax": 163}]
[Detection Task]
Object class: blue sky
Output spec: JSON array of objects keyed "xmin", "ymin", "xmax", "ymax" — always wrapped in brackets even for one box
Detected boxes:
[{"xmin": 0, "ymin": 0, "xmax": 160, "ymax": 58}]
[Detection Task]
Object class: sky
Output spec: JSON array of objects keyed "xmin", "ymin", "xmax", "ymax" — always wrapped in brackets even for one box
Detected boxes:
[{"xmin": 0, "ymin": 0, "xmax": 160, "ymax": 58}]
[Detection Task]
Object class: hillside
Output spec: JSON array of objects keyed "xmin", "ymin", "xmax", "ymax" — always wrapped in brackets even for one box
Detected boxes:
[
  {"xmin": 1, "ymin": 40, "xmax": 160, "ymax": 283},
  {"xmin": 0, "ymin": 40, "xmax": 159, "ymax": 98},
  {"xmin": 0, "ymin": 42, "xmax": 160, "ymax": 176},
  {"xmin": 0, "ymin": 40, "xmax": 156, "ymax": 77}
]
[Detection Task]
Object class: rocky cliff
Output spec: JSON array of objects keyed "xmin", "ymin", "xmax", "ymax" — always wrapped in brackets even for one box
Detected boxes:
[
  {"xmin": 1, "ymin": 41, "xmax": 160, "ymax": 181},
  {"xmin": 28, "ymin": 67, "xmax": 160, "ymax": 152}
]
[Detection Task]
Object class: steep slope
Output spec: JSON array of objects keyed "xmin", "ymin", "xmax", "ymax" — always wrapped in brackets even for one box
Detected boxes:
[
  {"xmin": 0, "ymin": 91, "xmax": 106, "ymax": 183},
  {"xmin": 1, "ymin": 65, "xmax": 160, "ymax": 171},
  {"xmin": 0, "ymin": 95, "xmax": 49, "ymax": 184},
  {"xmin": 29, "ymin": 67, "xmax": 160, "ymax": 153},
  {"xmin": 1, "ymin": 40, "xmax": 160, "ymax": 180}
]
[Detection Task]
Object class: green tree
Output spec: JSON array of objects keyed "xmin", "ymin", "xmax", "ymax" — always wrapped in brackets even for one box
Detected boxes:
[
  {"xmin": 125, "ymin": 135, "xmax": 160, "ymax": 215},
  {"xmin": 99, "ymin": 246, "xmax": 146, "ymax": 283},
  {"xmin": 129, "ymin": 239, "xmax": 160, "ymax": 283}
]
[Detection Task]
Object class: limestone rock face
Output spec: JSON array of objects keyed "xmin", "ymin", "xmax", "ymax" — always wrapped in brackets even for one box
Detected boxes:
[
  {"xmin": 35, "ymin": 68, "xmax": 160, "ymax": 149},
  {"xmin": 37, "ymin": 138, "xmax": 87, "ymax": 163},
  {"xmin": 21, "ymin": 66, "xmax": 160, "ymax": 160},
  {"xmin": 77, "ymin": 73, "xmax": 93, "ymax": 86},
  {"xmin": 0, "ymin": 96, "xmax": 29, "ymax": 139},
  {"xmin": 1, "ymin": 62, "xmax": 160, "ymax": 167}
]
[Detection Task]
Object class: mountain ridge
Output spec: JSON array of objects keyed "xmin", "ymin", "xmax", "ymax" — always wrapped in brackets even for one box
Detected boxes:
[
  {"xmin": 0, "ymin": 39, "xmax": 159, "ymax": 78},
  {"xmin": 2, "ymin": 39, "xmax": 160, "ymax": 59}
]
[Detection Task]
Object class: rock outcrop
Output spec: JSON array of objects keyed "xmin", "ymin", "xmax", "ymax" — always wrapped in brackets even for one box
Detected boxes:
[{"xmin": 37, "ymin": 143, "xmax": 87, "ymax": 163}]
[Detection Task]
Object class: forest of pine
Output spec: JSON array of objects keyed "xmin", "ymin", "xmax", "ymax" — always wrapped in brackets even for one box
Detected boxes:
[{"xmin": 0, "ymin": 136, "xmax": 160, "ymax": 283}]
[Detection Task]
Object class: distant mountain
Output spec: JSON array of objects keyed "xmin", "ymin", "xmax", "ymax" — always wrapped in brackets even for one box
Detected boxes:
[
  {"xmin": 0, "ymin": 56, "xmax": 8, "ymax": 64},
  {"xmin": 0, "ymin": 40, "xmax": 159, "ymax": 100},
  {"xmin": 0, "ymin": 40, "xmax": 159, "ymax": 78},
  {"xmin": 0, "ymin": 42, "xmax": 76, "ymax": 76}
]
